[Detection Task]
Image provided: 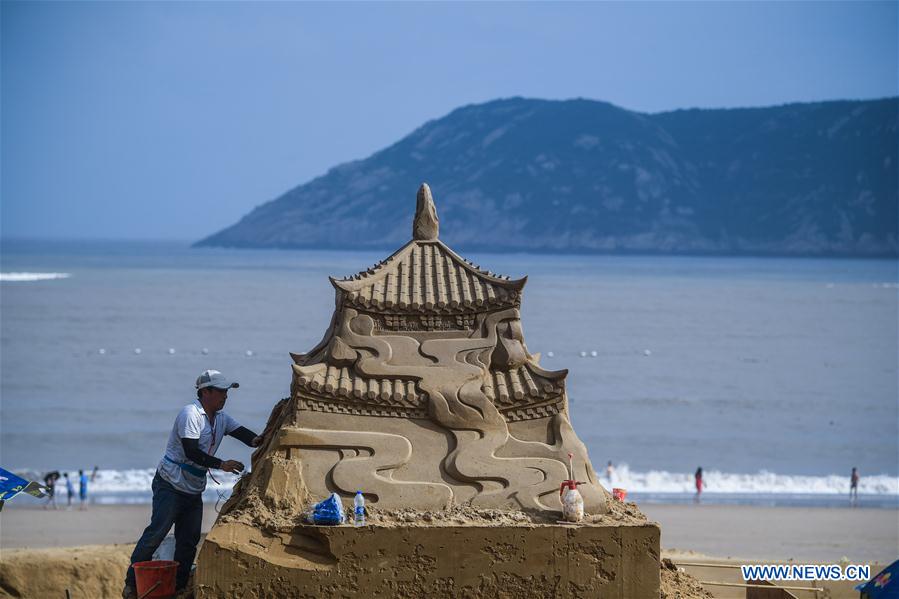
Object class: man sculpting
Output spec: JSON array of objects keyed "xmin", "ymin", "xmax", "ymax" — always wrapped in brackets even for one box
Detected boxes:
[{"xmin": 122, "ymin": 370, "xmax": 262, "ymax": 598}]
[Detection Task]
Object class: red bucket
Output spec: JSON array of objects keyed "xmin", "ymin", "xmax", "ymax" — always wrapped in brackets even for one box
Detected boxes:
[
  {"xmin": 133, "ymin": 560, "xmax": 178, "ymax": 598},
  {"xmin": 612, "ymin": 488, "xmax": 627, "ymax": 502}
]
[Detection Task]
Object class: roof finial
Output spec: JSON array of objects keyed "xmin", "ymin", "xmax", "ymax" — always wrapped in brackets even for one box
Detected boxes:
[{"xmin": 412, "ymin": 183, "xmax": 439, "ymax": 240}]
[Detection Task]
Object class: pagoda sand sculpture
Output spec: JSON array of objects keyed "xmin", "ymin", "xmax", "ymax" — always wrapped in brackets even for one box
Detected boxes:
[{"xmin": 196, "ymin": 185, "xmax": 660, "ymax": 598}]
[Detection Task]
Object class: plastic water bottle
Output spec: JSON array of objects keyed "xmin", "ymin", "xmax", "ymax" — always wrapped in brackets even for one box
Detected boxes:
[{"xmin": 354, "ymin": 491, "xmax": 365, "ymax": 527}]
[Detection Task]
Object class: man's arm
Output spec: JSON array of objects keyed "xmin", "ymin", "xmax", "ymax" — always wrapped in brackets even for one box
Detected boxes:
[
  {"xmin": 227, "ymin": 426, "xmax": 263, "ymax": 447},
  {"xmin": 180, "ymin": 438, "xmax": 223, "ymax": 469},
  {"xmin": 180, "ymin": 439, "xmax": 245, "ymax": 473}
]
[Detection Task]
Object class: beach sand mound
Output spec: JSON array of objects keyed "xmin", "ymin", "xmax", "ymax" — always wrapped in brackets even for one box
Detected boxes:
[
  {"xmin": 366, "ymin": 495, "xmax": 649, "ymax": 528},
  {"xmin": 660, "ymin": 558, "xmax": 715, "ymax": 599},
  {"xmin": 0, "ymin": 544, "xmax": 130, "ymax": 599},
  {"xmin": 219, "ymin": 483, "xmax": 649, "ymax": 531}
]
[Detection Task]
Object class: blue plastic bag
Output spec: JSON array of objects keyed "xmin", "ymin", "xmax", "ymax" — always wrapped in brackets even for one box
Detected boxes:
[{"xmin": 308, "ymin": 493, "xmax": 346, "ymax": 525}]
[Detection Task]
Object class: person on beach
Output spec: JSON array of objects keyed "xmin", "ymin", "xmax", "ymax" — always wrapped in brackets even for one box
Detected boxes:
[
  {"xmin": 90, "ymin": 465, "xmax": 99, "ymax": 483},
  {"xmin": 605, "ymin": 460, "xmax": 615, "ymax": 484},
  {"xmin": 42, "ymin": 471, "xmax": 59, "ymax": 509},
  {"xmin": 122, "ymin": 370, "xmax": 263, "ymax": 599},
  {"xmin": 850, "ymin": 467, "xmax": 859, "ymax": 503},
  {"xmin": 78, "ymin": 469, "xmax": 89, "ymax": 510},
  {"xmin": 694, "ymin": 467, "xmax": 705, "ymax": 502},
  {"xmin": 64, "ymin": 473, "xmax": 75, "ymax": 508}
]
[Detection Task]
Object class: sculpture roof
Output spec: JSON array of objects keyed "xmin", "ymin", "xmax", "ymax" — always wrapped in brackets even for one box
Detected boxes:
[
  {"xmin": 330, "ymin": 183, "xmax": 525, "ymax": 313},
  {"xmin": 331, "ymin": 240, "xmax": 525, "ymax": 313},
  {"xmin": 293, "ymin": 183, "xmax": 569, "ymax": 423}
]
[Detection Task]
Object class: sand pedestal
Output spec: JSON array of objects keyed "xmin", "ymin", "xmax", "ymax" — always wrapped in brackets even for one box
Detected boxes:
[{"xmin": 195, "ymin": 517, "xmax": 660, "ymax": 598}]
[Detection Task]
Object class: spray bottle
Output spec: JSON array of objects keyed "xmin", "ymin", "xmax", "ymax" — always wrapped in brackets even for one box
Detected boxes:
[{"xmin": 559, "ymin": 452, "xmax": 585, "ymax": 522}]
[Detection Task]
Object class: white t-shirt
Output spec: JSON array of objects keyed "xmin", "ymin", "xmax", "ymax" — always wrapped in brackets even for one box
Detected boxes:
[{"xmin": 157, "ymin": 400, "xmax": 240, "ymax": 494}]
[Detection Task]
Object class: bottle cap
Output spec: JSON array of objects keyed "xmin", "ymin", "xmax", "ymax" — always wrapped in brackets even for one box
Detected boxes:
[{"xmin": 356, "ymin": 490, "xmax": 362, "ymax": 494}]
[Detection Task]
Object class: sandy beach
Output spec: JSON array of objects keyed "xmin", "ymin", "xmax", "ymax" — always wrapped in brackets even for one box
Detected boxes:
[
  {"xmin": 642, "ymin": 504, "xmax": 898, "ymax": 564},
  {"xmin": 0, "ymin": 504, "xmax": 220, "ymax": 550},
  {"xmin": 2, "ymin": 503, "xmax": 894, "ymax": 563},
  {"xmin": 1, "ymin": 502, "xmax": 895, "ymax": 598}
]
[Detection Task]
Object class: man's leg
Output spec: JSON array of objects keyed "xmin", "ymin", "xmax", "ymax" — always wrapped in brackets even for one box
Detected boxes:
[
  {"xmin": 124, "ymin": 475, "xmax": 179, "ymax": 589},
  {"xmin": 172, "ymin": 492, "xmax": 203, "ymax": 589}
]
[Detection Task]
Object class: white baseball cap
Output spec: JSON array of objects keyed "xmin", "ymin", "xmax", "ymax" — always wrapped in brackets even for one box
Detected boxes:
[{"xmin": 196, "ymin": 369, "xmax": 239, "ymax": 390}]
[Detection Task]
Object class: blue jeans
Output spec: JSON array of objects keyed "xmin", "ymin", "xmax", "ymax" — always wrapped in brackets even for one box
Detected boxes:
[{"xmin": 125, "ymin": 472, "xmax": 203, "ymax": 590}]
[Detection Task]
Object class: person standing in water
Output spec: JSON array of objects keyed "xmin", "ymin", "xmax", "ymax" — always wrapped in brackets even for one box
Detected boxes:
[
  {"xmin": 694, "ymin": 467, "xmax": 705, "ymax": 502},
  {"xmin": 64, "ymin": 473, "xmax": 75, "ymax": 508},
  {"xmin": 850, "ymin": 467, "xmax": 860, "ymax": 504},
  {"xmin": 42, "ymin": 471, "xmax": 59, "ymax": 510},
  {"xmin": 78, "ymin": 469, "xmax": 89, "ymax": 510}
]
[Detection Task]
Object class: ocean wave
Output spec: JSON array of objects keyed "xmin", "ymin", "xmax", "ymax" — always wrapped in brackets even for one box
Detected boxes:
[
  {"xmin": 606, "ymin": 465, "xmax": 899, "ymax": 495},
  {"xmin": 16, "ymin": 467, "xmax": 898, "ymax": 496},
  {"xmin": 0, "ymin": 272, "xmax": 71, "ymax": 282}
]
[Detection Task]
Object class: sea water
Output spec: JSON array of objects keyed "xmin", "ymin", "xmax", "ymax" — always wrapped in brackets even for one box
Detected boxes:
[{"xmin": 1, "ymin": 240, "xmax": 896, "ymax": 506}]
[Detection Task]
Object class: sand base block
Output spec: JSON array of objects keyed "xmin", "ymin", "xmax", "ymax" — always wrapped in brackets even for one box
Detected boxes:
[{"xmin": 195, "ymin": 519, "xmax": 660, "ymax": 598}]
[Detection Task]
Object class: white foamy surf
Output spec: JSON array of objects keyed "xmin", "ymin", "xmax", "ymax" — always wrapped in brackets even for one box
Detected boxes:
[
  {"xmin": 605, "ymin": 464, "xmax": 898, "ymax": 495},
  {"xmin": 0, "ymin": 272, "xmax": 71, "ymax": 282},
  {"xmin": 14, "ymin": 467, "xmax": 898, "ymax": 505}
]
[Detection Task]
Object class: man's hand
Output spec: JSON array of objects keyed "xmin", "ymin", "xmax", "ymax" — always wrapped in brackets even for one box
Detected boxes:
[
  {"xmin": 220, "ymin": 460, "xmax": 245, "ymax": 474},
  {"xmin": 251, "ymin": 436, "xmax": 264, "ymax": 448}
]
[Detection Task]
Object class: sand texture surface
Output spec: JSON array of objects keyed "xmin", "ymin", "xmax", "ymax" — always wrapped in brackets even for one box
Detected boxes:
[
  {"xmin": 0, "ymin": 544, "xmax": 715, "ymax": 599},
  {"xmin": 4, "ymin": 502, "xmax": 893, "ymax": 562},
  {"xmin": 642, "ymin": 504, "xmax": 898, "ymax": 563},
  {"xmin": 660, "ymin": 558, "xmax": 715, "ymax": 599},
  {"xmin": 0, "ymin": 544, "xmax": 131, "ymax": 599},
  {"xmin": 0, "ymin": 504, "xmax": 220, "ymax": 549},
  {"xmin": 2, "ymin": 503, "xmax": 894, "ymax": 598},
  {"xmin": 366, "ymin": 495, "xmax": 648, "ymax": 527},
  {"xmin": 196, "ymin": 494, "xmax": 660, "ymax": 598}
]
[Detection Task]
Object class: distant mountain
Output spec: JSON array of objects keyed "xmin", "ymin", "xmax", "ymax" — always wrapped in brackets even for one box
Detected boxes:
[{"xmin": 197, "ymin": 97, "xmax": 898, "ymax": 257}]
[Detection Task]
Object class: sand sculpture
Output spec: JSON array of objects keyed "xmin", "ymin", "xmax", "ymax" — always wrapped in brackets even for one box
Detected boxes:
[{"xmin": 196, "ymin": 185, "xmax": 659, "ymax": 598}]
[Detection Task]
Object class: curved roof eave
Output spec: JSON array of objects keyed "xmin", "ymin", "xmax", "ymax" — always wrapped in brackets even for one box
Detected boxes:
[{"xmin": 331, "ymin": 239, "xmax": 526, "ymax": 294}]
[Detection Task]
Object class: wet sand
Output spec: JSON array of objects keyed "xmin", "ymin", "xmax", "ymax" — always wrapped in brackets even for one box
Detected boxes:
[
  {"xmin": 1, "ymin": 502, "xmax": 894, "ymax": 563},
  {"xmin": 0, "ymin": 504, "xmax": 220, "ymax": 550},
  {"xmin": 642, "ymin": 503, "xmax": 897, "ymax": 564}
]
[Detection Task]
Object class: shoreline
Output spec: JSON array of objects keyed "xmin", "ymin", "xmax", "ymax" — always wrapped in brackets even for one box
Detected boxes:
[
  {"xmin": 11, "ymin": 491, "xmax": 899, "ymax": 510},
  {"xmin": 1, "ymin": 502, "xmax": 895, "ymax": 564}
]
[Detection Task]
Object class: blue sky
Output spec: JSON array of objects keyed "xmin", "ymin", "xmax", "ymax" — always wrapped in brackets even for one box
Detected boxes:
[{"xmin": 2, "ymin": 1, "xmax": 897, "ymax": 241}]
